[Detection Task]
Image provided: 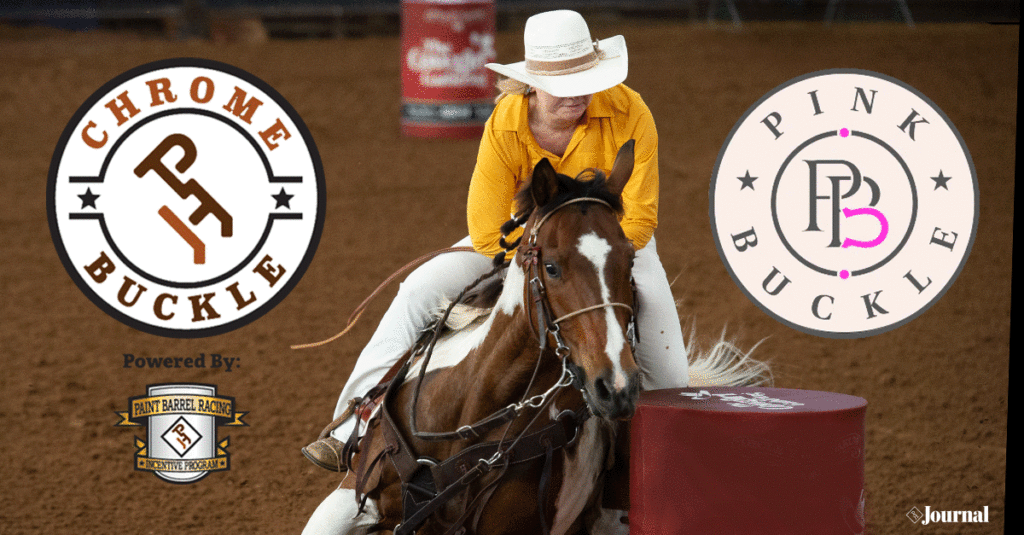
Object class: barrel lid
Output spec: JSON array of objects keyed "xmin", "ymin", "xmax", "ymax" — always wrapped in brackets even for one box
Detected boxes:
[{"xmin": 639, "ymin": 386, "xmax": 866, "ymax": 414}]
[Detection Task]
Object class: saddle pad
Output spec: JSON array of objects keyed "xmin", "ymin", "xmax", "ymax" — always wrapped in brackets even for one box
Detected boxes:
[{"xmin": 630, "ymin": 387, "xmax": 867, "ymax": 535}]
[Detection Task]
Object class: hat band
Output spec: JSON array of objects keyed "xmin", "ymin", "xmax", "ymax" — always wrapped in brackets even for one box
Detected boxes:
[{"xmin": 525, "ymin": 50, "xmax": 599, "ymax": 76}]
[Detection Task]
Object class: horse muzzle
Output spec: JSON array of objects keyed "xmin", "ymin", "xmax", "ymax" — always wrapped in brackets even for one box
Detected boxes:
[{"xmin": 585, "ymin": 369, "xmax": 640, "ymax": 421}]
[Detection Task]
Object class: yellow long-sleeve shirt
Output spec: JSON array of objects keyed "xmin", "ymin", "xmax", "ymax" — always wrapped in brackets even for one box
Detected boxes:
[{"xmin": 467, "ymin": 83, "xmax": 659, "ymax": 258}]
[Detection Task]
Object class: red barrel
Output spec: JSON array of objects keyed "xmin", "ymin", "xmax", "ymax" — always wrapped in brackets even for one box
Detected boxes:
[
  {"xmin": 631, "ymin": 387, "xmax": 867, "ymax": 535},
  {"xmin": 400, "ymin": 0, "xmax": 496, "ymax": 139}
]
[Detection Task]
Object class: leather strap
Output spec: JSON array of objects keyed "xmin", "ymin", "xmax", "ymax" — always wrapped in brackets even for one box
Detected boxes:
[
  {"xmin": 379, "ymin": 362, "xmax": 423, "ymax": 483},
  {"xmin": 430, "ymin": 408, "xmax": 586, "ymax": 491},
  {"xmin": 443, "ymin": 462, "xmax": 508, "ymax": 535},
  {"xmin": 341, "ymin": 342, "xmax": 427, "ymax": 471},
  {"xmin": 412, "ymin": 405, "xmax": 519, "ymax": 442},
  {"xmin": 355, "ymin": 442, "xmax": 391, "ymax": 515},
  {"xmin": 395, "ymin": 459, "xmax": 491, "ymax": 535}
]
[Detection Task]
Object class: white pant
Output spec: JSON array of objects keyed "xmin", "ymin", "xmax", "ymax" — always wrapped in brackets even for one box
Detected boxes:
[
  {"xmin": 329, "ymin": 235, "xmax": 688, "ymax": 441},
  {"xmin": 302, "ymin": 487, "xmax": 378, "ymax": 535},
  {"xmin": 300, "ymin": 488, "xmax": 627, "ymax": 535}
]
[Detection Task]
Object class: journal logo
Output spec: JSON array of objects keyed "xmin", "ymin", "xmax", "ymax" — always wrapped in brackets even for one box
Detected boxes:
[
  {"xmin": 711, "ymin": 69, "xmax": 977, "ymax": 338},
  {"xmin": 115, "ymin": 383, "xmax": 247, "ymax": 484},
  {"xmin": 48, "ymin": 58, "xmax": 325, "ymax": 337},
  {"xmin": 907, "ymin": 505, "xmax": 990, "ymax": 525}
]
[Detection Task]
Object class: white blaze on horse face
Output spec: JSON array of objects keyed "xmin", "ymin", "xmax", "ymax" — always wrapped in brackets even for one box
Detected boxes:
[{"xmin": 577, "ymin": 233, "xmax": 629, "ymax": 391}]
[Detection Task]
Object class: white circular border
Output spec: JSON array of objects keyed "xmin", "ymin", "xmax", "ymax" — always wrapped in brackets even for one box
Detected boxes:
[
  {"xmin": 48, "ymin": 58, "xmax": 326, "ymax": 338},
  {"xmin": 709, "ymin": 69, "xmax": 978, "ymax": 339}
]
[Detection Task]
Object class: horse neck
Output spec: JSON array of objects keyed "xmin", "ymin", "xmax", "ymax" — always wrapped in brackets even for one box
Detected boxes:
[{"xmin": 453, "ymin": 259, "xmax": 565, "ymax": 418}]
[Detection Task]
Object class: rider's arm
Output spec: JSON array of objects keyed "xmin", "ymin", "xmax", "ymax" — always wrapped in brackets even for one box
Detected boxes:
[
  {"xmin": 467, "ymin": 112, "xmax": 524, "ymax": 259},
  {"xmin": 615, "ymin": 87, "xmax": 659, "ymax": 251}
]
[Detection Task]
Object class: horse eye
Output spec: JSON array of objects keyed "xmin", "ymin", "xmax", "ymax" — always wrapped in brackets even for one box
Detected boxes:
[{"xmin": 544, "ymin": 262, "xmax": 561, "ymax": 279}]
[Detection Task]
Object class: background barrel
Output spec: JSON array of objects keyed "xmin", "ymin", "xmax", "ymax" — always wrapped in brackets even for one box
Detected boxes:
[{"xmin": 400, "ymin": 0, "xmax": 496, "ymax": 139}]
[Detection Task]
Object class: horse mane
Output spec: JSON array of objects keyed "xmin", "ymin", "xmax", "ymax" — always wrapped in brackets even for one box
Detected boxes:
[{"xmin": 502, "ymin": 168, "xmax": 624, "ymax": 237}]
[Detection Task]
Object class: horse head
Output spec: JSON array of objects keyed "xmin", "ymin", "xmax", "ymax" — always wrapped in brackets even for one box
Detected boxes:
[{"xmin": 513, "ymin": 140, "xmax": 641, "ymax": 421}]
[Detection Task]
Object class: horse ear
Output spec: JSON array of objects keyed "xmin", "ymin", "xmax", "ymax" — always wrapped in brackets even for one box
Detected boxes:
[
  {"xmin": 607, "ymin": 139, "xmax": 635, "ymax": 197},
  {"xmin": 531, "ymin": 158, "xmax": 559, "ymax": 207}
]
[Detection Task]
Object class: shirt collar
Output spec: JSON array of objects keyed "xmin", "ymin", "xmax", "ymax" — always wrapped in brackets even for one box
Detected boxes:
[{"xmin": 585, "ymin": 92, "xmax": 614, "ymax": 118}]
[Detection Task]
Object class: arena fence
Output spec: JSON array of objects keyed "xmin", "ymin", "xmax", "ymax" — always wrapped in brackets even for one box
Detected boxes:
[{"xmin": 1, "ymin": 0, "xmax": 1018, "ymax": 36}]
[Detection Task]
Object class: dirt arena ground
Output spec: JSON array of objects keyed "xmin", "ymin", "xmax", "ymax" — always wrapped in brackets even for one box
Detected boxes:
[{"xmin": 0, "ymin": 18, "xmax": 1014, "ymax": 534}]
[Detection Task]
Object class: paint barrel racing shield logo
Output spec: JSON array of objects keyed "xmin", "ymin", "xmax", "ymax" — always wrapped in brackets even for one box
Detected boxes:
[
  {"xmin": 48, "ymin": 58, "xmax": 325, "ymax": 337},
  {"xmin": 711, "ymin": 69, "xmax": 977, "ymax": 338},
  {"xmin": 115, "ymin": 383, "xmax": 247, "ymax": 483}
]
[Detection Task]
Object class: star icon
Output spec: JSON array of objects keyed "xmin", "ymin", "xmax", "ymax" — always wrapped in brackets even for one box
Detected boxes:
[
  {"xmin": 272, "ymin": 188, "xmax": 294, "ymax": 209},
  {"xmin": 930, "ymin": 170, "xmax": 952, "ymax": 190},
  {"xmin": 78, "ymin": 188, "xmax": 99, "ymax": 209},
  {"xmin": 737, "ymin": 170, "xmax": 758, "ymax": 191}
]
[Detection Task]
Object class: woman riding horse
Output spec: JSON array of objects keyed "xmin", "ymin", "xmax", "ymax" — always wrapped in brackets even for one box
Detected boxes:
[{"xmin": 303, "ymin": 10, "xmax": 689, "ymax": 533}]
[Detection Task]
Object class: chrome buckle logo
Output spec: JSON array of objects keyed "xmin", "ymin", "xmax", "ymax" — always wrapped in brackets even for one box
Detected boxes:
[{"xmin": 48, "ymin": 58, "xmax": 325, "ymax": 337}]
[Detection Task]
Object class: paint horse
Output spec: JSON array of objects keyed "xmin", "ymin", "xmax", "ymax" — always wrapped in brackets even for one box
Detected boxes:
[{"xmin": 329, "ymin": 141, "xmax": 770, "ymax": 535}]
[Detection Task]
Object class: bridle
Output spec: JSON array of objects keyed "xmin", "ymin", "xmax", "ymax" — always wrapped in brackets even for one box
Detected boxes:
[
  {"xmin": 519, "ymin": 197, "xmax": 638, "ymax": 367},
  {"xmin": 369, "ymin": 196, "xmax": 639, "ymax": 535},
  {"xmin": 404, "ymin": 196, "xmax": 637, "ymax": 441}
]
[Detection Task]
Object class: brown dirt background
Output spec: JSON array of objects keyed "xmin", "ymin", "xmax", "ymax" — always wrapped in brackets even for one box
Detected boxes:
[{"xmin": 0, "ymin": 18, "xmax": 1013, "ymax": 535}]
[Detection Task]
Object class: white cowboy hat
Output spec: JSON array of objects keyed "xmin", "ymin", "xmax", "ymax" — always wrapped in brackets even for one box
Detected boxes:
[{"xmin": 485, "ymin": 10, "xmax": 628, "ymax": 98}]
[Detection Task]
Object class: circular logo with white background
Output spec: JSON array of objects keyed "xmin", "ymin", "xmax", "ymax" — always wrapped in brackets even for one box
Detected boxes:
[
  {"xmin": 711, "ymin": 69, "xmax": 977, "ymax": 338},
  {"xmin": 48, "ymin": 58, "xmax": 325, "ymax": 338}
]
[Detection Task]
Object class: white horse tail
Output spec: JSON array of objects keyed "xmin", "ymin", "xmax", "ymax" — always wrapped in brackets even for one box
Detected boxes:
[{"xmin": 685, "ymin": 327, "xmax": 773, "ymax": 388}]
